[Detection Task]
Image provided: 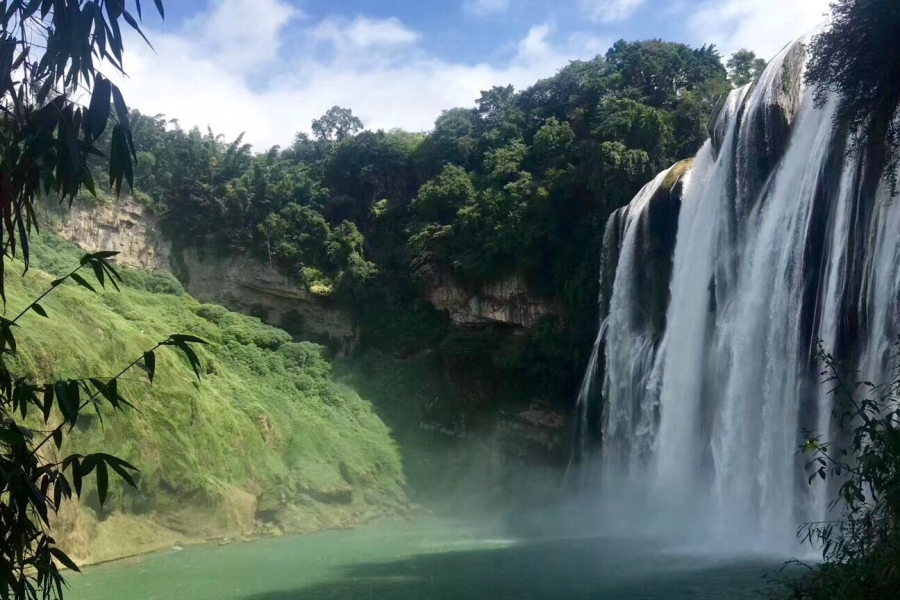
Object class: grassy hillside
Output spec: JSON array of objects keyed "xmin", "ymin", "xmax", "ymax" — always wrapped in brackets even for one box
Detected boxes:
[{"xmin": 6, "ymin": 234, "xmax": 406, "ymax": 564}]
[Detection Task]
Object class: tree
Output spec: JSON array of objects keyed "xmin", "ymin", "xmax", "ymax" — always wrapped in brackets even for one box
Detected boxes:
[
  {"xmin": 593, "ymin": 98, "xmax": 674, "ymax": 168},
  {"xmin": 311, "ymin": 106, "xmax": 364, "ymax": 143},
  {"xmin": 727, "ymin": 49, "xmax": 767, "ymax": 86},
  {"xmin": 323, "ymin": 130, "xmax": 418, "ymax": 226},
  {"xmin": 530, "ymin": 117, "xmax": 575, "ymax": 173},
  {"xmin": 258, "ymin": 204, "xmax": 331, "ymax": 273},
  {"xmin": 412, "ymin": 164, "xmax": 476, "ymax": 225},
  {"xmin": 0, "ymin": 3, "xmax": 206, "ymax": 599},
  {"xmin": 284, "ymin": 131, "xmax": 326, "ymax": 165},
  {"xmin": 483, "ymin": 139, "xmax": 527, "ymax": 183},
  {"xmin": 605, "ymin": 39, "xmax": 728, "ymax": 109},
  {"xmin": 326, "ymin": 221, "xmax": 376, "ymax": 299},
  {"xmin": 587, "ymin": 141, "xmax": 653, "ymax": 206},
  {"xmin": 805, "ymin": 0, "xmax": 900, "ymax": 192},
  {"xmin": 477, "ymin": 85, "xmax": 518, "ymax": 129},
  {"xmin": 417, "ymin": 107, "xmax": 482, "ymax": 174},
  {"xmin": 671, "ymin": 91, "xmax": 710, "ymax": 160}
]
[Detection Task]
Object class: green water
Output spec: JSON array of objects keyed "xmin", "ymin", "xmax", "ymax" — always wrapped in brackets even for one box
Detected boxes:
[{"xmin": 68, "ymin": 519, "xmax": 784, "ymax": 599}]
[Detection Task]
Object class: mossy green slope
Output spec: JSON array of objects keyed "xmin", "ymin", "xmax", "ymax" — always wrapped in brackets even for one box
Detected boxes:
[{"xmin": 7, "ymin": 235, "xmax": 406, "ymax": 564}]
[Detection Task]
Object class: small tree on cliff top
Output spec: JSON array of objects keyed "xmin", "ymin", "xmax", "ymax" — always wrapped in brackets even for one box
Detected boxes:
[
  {"xmin": 727, "ymin": 49, "xmax": 766, "ymax": 87},
  {"xmin": 0, "ymin": 3, "xmax": 206, "ymax": 600}
]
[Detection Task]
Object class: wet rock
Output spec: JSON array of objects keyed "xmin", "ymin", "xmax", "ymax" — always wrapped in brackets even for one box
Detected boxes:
[
  {"xmin": 425, "ymin": 274, "xmax": 557, "ymax": 328},
  {"xmin": 603, "ymin": 159, "xmax": 692, "ymax": 339}
]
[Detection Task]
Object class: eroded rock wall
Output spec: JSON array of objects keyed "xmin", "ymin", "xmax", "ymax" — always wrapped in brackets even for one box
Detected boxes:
[
  {"xmin": 59, "ymin": 198, "xmax": 357, "ymax": 353},
  {"xmin": 58, "ymin": 199, "xmax": 171, "ymax": 271},
  {"xmin": 175, "ymin": 249, "xmax": 357, "ymax": 354},
  {"xmin": 426, "ymin": 274, "xmax": 557, "ymax": 328}
]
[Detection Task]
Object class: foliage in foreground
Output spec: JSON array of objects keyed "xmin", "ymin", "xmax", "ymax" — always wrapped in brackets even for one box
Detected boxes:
[
  {"xmin": 0, "ymin": 2, "xmax": 173, "ymax": 597},
  {"xmin": 776, "ymin": 344, "xmax": 900, "ymax": 600},
  {"xmin": 0, "ymin": 245, "xmax": 203, "ymax": 600}
]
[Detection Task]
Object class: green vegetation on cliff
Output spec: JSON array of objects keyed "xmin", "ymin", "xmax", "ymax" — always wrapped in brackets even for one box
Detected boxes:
[{"xmin": 11, "ymin": 234, "xmax": 405, "ymax": 564}]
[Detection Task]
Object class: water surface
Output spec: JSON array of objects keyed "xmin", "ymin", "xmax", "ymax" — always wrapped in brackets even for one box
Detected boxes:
[{"xmin": 68, "ymin": 519, "xmax": 785, "ymax": 599}]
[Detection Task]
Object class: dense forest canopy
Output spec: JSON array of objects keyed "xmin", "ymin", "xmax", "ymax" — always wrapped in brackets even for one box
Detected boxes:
[{"xmin": 107, "ymin": 39, "xmax": 738, "ymax": 402}]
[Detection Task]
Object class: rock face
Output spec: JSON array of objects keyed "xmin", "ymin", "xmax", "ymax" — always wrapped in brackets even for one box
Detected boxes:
[
  {"xmin": 709, "ymin": 41, "xmax": 805, "ymax": 159},
  {"xmin": 59, "ymin": 198, "xmax": 553, "ymax": 347},
  {"xmin": 59, "ymin": 197, "xmax": 357, "ymax": 353},
  {"xmin": 58, "ymin": 199, "xmax": 171, "ymax": 271},
  {"xmin": 600, "ymin": 158, "xmax": 692, "ymax": 338},
  {"xmin": 709, "ymin": 38, "xmax": 807, "ymax": 218},
  {"xmin": 176, "ymin": 249, "xmax": 357, "ymax": 354},
  {"xmin": 426, "ymin": 274, "xmax": 556, "ymax": 327}
]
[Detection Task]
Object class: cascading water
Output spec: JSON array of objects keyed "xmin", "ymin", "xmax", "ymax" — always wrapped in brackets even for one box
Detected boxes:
[
  {"xmin": 602, "ymin": 166, "xmax": 681, "ymax": 477},
  {"xmin": 577, "ymin": 37, "xmax": 900, "ymax": 554}
]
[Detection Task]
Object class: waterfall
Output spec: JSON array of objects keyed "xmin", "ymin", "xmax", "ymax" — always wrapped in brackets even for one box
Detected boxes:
[
  {"xmin": 579, "ymin": 38, "xmax": 900, "ymax": 554},
  {"xmin": 602, "ymin": 166, "xmax": 680, "ymax": 477}
]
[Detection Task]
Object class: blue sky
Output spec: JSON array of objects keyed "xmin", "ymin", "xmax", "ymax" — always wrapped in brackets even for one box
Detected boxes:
[{"xmin": 114, "ymin": 0, "xmax": 830, "ymax": 149}]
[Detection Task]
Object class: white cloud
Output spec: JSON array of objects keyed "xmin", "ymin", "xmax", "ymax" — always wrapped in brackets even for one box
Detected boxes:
[
  {"xmin": 688, "ymin": 0, "xmax": 831, "ymax": 59},
  {"xmin": 517, "ymin": 24, "xmax": 553, "ymax": 60},
  {"xmin": 309, "ymin": 16, "xmax": 420, "ymax": 48},
  {"xmin": 108, "ymin": 0, "xmax": 608, "ymax": 150},
  {"xmin": 567, "ymin": 31, "xmax": 613, "ymax": 58},
  {"xmin": 181, "ymin": 0, "xmax": 298, "ymax": 71},
  {"xmin": 464, "ymin": 0, "xmax": 513, "ymax": 17},
  {"xmin": 580, "ymin": 0, "xmax": 647, "ymax": 23}
]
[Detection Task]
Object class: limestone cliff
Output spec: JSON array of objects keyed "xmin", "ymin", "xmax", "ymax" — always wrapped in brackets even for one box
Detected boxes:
[
  {"xmin": 18, "ymin": 232, "xmax": 408, "ymax": 568},
  {"xmin": 59, "ymin": 198, "xmax": 357, "ymax": 353},
  {"xmin": 175, "ymin": 249, "xmax": 357, "ymax": 354},
  {"xmin": 425, "ymin": 274, "xmax": 557, "ymax": 328},
  {"xmin": 57, "ymin": 199, "xmax": 170, "ymax": 271},
  {"xmin": 58, "ymin": 197, "xmax": 554, "ymax": 345}
]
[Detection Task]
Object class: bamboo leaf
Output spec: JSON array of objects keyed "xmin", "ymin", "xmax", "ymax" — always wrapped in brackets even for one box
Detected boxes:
[
  {"xmin": 140, "ymin": 350, "xmax": 156, "ymax": 383},
  {"xmin": 48, "ymin": 548, "xmax": 80, "ymax": 573},
  {"xmin": 70, "ymin": 273, "xmax": 97, "ymax": 293},
  {"xmin": 87, "ymin": 75, "xmax": 111, "ymax": 142},
  {"xmin": 90, "ymin": 260, "xmax": 106, "ymax": 288},
  {"xmin": 41, "ymin": 384, "xmax": 54, "ymax": 421},
  {"xmin": 170, "ymin": 334, "xmax": 208, "ymax": 345},
  {"xmin": 95, "ymin": 460, "xmax": 108, "ymax": 506}
]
